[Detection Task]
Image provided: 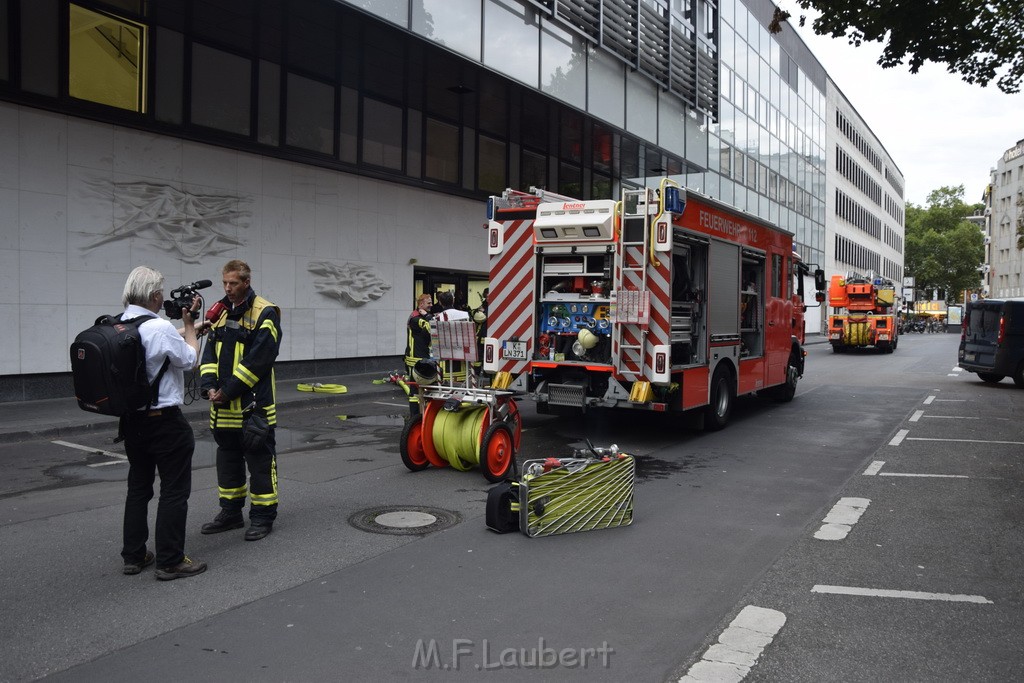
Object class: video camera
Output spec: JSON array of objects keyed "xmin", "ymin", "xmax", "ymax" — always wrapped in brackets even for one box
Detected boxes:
[{"xmin": 163, "ymin": 280, "xmax": 212, "ymax": 320}]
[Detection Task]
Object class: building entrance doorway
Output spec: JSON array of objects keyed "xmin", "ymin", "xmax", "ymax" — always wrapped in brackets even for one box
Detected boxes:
[{"xmin": 414, "ymin": 268, "xmax": 488, "ymax": 315}]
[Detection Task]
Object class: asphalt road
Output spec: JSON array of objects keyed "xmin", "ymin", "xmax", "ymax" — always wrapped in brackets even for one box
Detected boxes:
[{"xmin": 1, "ymin": 333, "xmax": 1021, "ymax": 681}]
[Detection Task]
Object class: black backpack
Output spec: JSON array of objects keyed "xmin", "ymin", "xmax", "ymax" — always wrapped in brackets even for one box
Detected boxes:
[{"xmin": 70, "ymin": 314, "xmax": 168, "ymax": 416}]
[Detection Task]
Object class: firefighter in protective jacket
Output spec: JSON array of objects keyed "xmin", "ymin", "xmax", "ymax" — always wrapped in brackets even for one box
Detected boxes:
[
  {"xmin": 404, "ymin": 293, "xmax": 434, "ymax": 415},
  {"xmin": 199, "ymin": 260, "xmax": 282, "ymax": 541}
]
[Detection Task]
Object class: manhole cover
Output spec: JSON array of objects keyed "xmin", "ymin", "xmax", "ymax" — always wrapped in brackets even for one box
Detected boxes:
[{"xmin": 349, "ymin": 505, "xmax": 461, "ymax": 535}]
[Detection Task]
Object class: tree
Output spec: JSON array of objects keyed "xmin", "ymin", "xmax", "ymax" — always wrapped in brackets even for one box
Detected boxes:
[
  {"xmin": 770, "ymin": 1, "xmax": 1024, "ymax": 94},
  {"xmin": 904, "ymin": 186, "xmax": 985, "ymax": 302}
]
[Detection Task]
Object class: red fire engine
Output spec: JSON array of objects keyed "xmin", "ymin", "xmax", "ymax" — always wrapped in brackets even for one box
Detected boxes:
[{"xmin": 481, "ymin": 182, "xmax": 824, "ymax": 430}]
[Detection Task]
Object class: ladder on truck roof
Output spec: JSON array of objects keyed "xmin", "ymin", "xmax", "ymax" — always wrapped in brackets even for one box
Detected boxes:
[
  {"xmin": 491, "ymin": 187, "xmax": 579, "ymax": 212},
  {"xmin": 612, "ymin": 188, "xmax": 652, "ymax": 381}
]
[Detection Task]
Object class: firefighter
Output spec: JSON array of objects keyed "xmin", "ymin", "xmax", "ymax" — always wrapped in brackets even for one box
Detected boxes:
[
  {"xmin": 404, "ymin": 293, "xmax": 434, "ymax": 415},
  {"xmin": 199, "ymin": 260, "xmax": 282, "ymax": 542},
  {"xmin": 471, "ymin": 287, "xmax": 488, "ymax": 381}
]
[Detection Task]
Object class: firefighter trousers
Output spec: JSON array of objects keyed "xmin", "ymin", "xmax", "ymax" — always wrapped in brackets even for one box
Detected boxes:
[{"xmin": 212, "ymin": 428, "xmax": 278, "ymax": 522}]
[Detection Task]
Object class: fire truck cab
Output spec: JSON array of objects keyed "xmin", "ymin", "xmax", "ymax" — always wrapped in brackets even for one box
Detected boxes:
[{"xmin": 482, "ymin": 182, "xmax": 823, "ymax": 430}]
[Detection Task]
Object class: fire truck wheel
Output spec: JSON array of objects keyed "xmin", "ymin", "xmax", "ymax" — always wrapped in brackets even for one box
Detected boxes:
[
  {"xmin": 481, "ymin": 422, "xmax": 515, "ymax": 483},
  {"xmin": 831, "ymin": 344, "xmax": 844, "ymax": 354},
  {"xmin": 776, "ymin": 353, "xmax": 799, "ymax": 402},
  {"xmin": 704, "ymin": 366, "xmax": 734, "ymax": 431},
  {"xmin": 399, "ymin": 415, "xmax": 431, "ymax": 472},
  {"xmin": 1014, "ymin": 362, "xmax": 1024, "ymax": 388},
  {"xmin": 977, "ymin": 372, "xmax": 1004, "ymax": 384}
]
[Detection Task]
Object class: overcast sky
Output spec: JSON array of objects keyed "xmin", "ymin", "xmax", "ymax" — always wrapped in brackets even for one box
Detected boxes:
[{"xmin": 790, "ymin": 16, "xmax": 1024, "ymax": 207}]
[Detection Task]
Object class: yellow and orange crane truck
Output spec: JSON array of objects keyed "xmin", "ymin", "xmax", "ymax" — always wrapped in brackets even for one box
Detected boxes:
[{"xmin": 827, "ymin": 272, "xmax": 899, "ymax": 353}]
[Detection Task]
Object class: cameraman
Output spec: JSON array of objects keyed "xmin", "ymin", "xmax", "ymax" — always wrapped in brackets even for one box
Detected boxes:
[
  {"xmin": 199, "ymin": 260, "xmax": 282, "ymax": 541},
  {"xmin": 119, "ymin": 266, "xmax": 207, "ymax": 580}
]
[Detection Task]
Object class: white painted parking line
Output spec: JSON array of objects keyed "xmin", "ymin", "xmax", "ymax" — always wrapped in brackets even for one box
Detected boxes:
[
  {"xmin": 923, "ymin": 395, "xmax": 935, "ymax": 405},
  {"xmin": 864, "ymin": 460, "xmax": 971, "ymax": 479},
  {"xmin": 863, "ymin": 460, "xmax": 885, "ymax": 476},
  {"xmin": 814, "ymin": 497, "xmax": 870, "ymax": 540},
  {"xmin": 811, "ymin": 585, "xmax": 992, "ymax": 604},
  {"xmin": 909, "ymin": 410, "xmax": 923, "ymax": 422},
  {"xmin": 951, "ymin": 366, "xmax": 962, "ymax": 372},
  {"xmin": 933, "ymin": 399, "xmax": 967, "ymax": 402},
  {"xmin": 677, "ymin": 605, "xmax": 786, "ymax": 683},
  {"xmin": 908, "ymin": 437, "xmax": 1024, "ymax": 446},
  {"xmin": 922, "ymin": 415, "xmax": 982, "ymax": 419},
  {"xmin": 889, "ymin": 429, "xmax": 909, "ymax": 446},
  {"xmin": 879, "ymin": 472, "xmax": 970, "ymax": 479},
  {"xmin": 88, "ymin": 460, "xmax": 128, "ymax": 468},
  {"xmin": 52, "ymin": 440, "xmax": 124, "ymax": 459}
]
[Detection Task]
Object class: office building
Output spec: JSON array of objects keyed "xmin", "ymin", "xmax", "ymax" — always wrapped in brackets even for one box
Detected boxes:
[{"xmin": 0, "ymin": 0, "xmax": 902, "ymax": 399}]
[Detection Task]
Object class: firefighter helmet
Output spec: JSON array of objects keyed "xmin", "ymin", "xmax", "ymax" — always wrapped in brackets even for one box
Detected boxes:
[
  {"xmin": 412, "ymin": 359, "xmax": 439, "ymax": 385},
  {"xmin": 578, "ymin": 328, "xmax": 599, "ymax": 349}
]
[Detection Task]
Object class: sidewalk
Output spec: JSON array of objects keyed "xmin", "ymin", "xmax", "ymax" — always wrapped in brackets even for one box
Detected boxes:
[
  {"xmin": 2, "ymin": 338, "xmax": 829, "ymax": 443},
  {"xmin": 0, "ymin": 370, "xmax": 406, "ymax": 443}
]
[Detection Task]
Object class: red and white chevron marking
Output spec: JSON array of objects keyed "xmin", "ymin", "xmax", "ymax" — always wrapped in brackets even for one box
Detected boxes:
[
  {"xmin": 488, "ymin": 219, "xmax": 535, "ymax": 374},
  {"xmin": 644, "ymin": 257, "xmax": 671, "ymax": 377}
]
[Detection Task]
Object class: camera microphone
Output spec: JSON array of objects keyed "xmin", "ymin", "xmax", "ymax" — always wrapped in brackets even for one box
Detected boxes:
[
  {"xmin": 205, "ymin": 301, "xmax": 226, "ymax": 323},
  {"xmin": 193, "ymin": 279, "xmax": 213, "ymax": 289}
]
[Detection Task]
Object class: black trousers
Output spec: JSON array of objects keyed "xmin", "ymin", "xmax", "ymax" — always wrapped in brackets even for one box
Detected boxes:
[
  {"xmin": 121, "ymin": 407, "xmax": 194, "ymax": 569},
  {"xmin": 212, "ymin": 428, "xmax": 278, "ymax": 523}
]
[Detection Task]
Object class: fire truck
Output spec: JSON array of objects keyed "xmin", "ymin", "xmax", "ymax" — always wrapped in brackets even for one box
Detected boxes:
[
  {"xmin": 826, "ymin": 272, "xmax": 899, "ymax": 353},
  {"xmin": 481, "ymin": 182, "xmax": 824, "ymax": 430}
]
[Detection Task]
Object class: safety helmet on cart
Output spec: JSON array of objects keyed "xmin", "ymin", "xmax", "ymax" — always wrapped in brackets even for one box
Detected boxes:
[{"xmin": 412, "ymin": 359, "xmax": 439, "ymax": 385}]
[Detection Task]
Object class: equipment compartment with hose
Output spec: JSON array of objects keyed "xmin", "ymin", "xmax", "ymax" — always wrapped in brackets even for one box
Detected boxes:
[{"xmin": 485, "ymin": 441, "xmax": 634, "ymax": 537}]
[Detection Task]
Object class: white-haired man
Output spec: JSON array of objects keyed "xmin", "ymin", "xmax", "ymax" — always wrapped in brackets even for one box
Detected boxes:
[{"xmin": 119, "ymin": 266, "xmax": 207, "ymax": 580}]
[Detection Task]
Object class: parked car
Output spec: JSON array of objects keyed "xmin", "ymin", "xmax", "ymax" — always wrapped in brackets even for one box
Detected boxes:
[{"xmin": 958, "ymin": 298, "xmax": 1024, "ymax": 387}]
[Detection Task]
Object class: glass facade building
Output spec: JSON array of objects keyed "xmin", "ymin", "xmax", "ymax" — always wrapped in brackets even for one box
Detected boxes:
[{"xmin": 0, "ymin": 0, "xmax": 899, "ymax": 395}]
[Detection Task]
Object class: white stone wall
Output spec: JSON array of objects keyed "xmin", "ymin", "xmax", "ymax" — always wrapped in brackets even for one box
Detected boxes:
[{"xmin": 0, "ymin": 101, "xmax": 486, "ymax": 376}]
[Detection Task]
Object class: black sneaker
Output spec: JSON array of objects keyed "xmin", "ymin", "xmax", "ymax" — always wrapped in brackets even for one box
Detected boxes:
[
  {"xmin": 201, "ymin": 510, "xmax": 244, "ymax": 534},
  {"xmin": 155, "ymin": 556, "xmax": 208, "ymax": 581},
  {"xmin": 244, "ymin": 522, "xmax": 273, "ymax": 541},
  {"xmin": 122, "ymin": 550, "xmax": 155, "ymax": 575}
]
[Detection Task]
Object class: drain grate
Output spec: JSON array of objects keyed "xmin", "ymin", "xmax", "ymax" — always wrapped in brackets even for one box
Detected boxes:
[{"xmin": 348, "ymin": 505, "xmax": 461, "ymax": 535}]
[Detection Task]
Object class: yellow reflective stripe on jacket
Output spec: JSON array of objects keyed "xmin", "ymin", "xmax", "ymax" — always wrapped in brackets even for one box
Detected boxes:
[
  {"xmin": 260, "ymin": 318, "xmax": 279, "ymax": 342},
  {"xmin": 234, "ymin": 362, "xmax": 259, "ymax": 387}
]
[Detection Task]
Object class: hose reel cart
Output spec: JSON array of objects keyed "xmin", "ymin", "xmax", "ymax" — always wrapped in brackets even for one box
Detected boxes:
[{"xmin": 400, "ymin": 319, "xmax": 522, "ymax": 482}]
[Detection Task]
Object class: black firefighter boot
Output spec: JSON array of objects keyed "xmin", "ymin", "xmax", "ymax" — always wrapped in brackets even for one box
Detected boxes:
[{"xmin": 201, "ymin": 509, "xmax": 245, "ymax": 534}]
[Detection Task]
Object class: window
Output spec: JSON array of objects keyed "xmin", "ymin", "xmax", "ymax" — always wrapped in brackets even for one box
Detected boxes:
[
  {"xmin": 69, "ymin": 4, "xmax": 146, "ymax": 112},
  {"xmin": 191, "ymin": 43, "xmax": 250, "ymax": 135},
  {"xmin": 362, "ymin": 98, "xmax": 403, "ymax": 170},
  {"xmin": 425, "ymin": 118, "xmax": 459, "ymax": 183},
  {"xmin": 478, "ymin": 135, "xmax": 506, "ymax": 194},
  {"xmin": 286, "ymin": 73, "xmax": 335, "ymax": 155}
]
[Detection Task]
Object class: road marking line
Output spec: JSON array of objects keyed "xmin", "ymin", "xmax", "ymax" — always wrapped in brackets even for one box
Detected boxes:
[
  {"xmin": 811, "ymin": 585, "xmax": 992, "ymax": 604},
  {"xmin": 814, "ymin": 497, "xmax": 870, "ymax": 540},
  {"xmin": 863, "ymin": 461, "xmax": 885, "ymax": 475},
  {"xmin": 933, "ymin": 399, "xmax": 966, "ymax": 402},
  {"xmin": 889, "ymin": 429, "xmax": 909, "ymax": 446},
  {"xmin": 52, "ymin": 440, "xmax": 124, "ymax": 459},
  {"xmin": 879, "ymin": 472, "xmax": 970, "ymax": 479},
  {"xmin": 677, "ymin": 605, "xmax": 786, "ymax": 683},
  {"xmin": 372, "ymin": 401, "xmax": 407, "ymax": 407},
  {"xmin": 907, "ymin": 437, "xmax": 1024, "ymax": 446},
  {"xmin": 909, "ymin": 410, "xmax": 923, "ymax": 422},
  {"xmin": 947, "ymin": 373, "xmax": 958, "ymax": 376},
  {"xmin": 923, "ymin": 395, "xmax": 935, "ymax": 405},
  {"xmin": 88, "ymin": 460, "xmax": 128, "ymax": 468},
  {"xmin": 922, "ymin": 415, "xmax": 981, "ymax": 419},
  {"xmin": 951, "ymin": 366, "xmax": 962, "ymax": 372}
]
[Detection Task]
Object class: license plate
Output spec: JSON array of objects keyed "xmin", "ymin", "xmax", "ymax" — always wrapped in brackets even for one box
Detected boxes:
[
  {"xmin": 964, "ymin": 353, "xmax": 975, "ymax": 362},
  {"xmin": 502, "ymin": 341, "xmax": 527, "ymax": 360}
]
